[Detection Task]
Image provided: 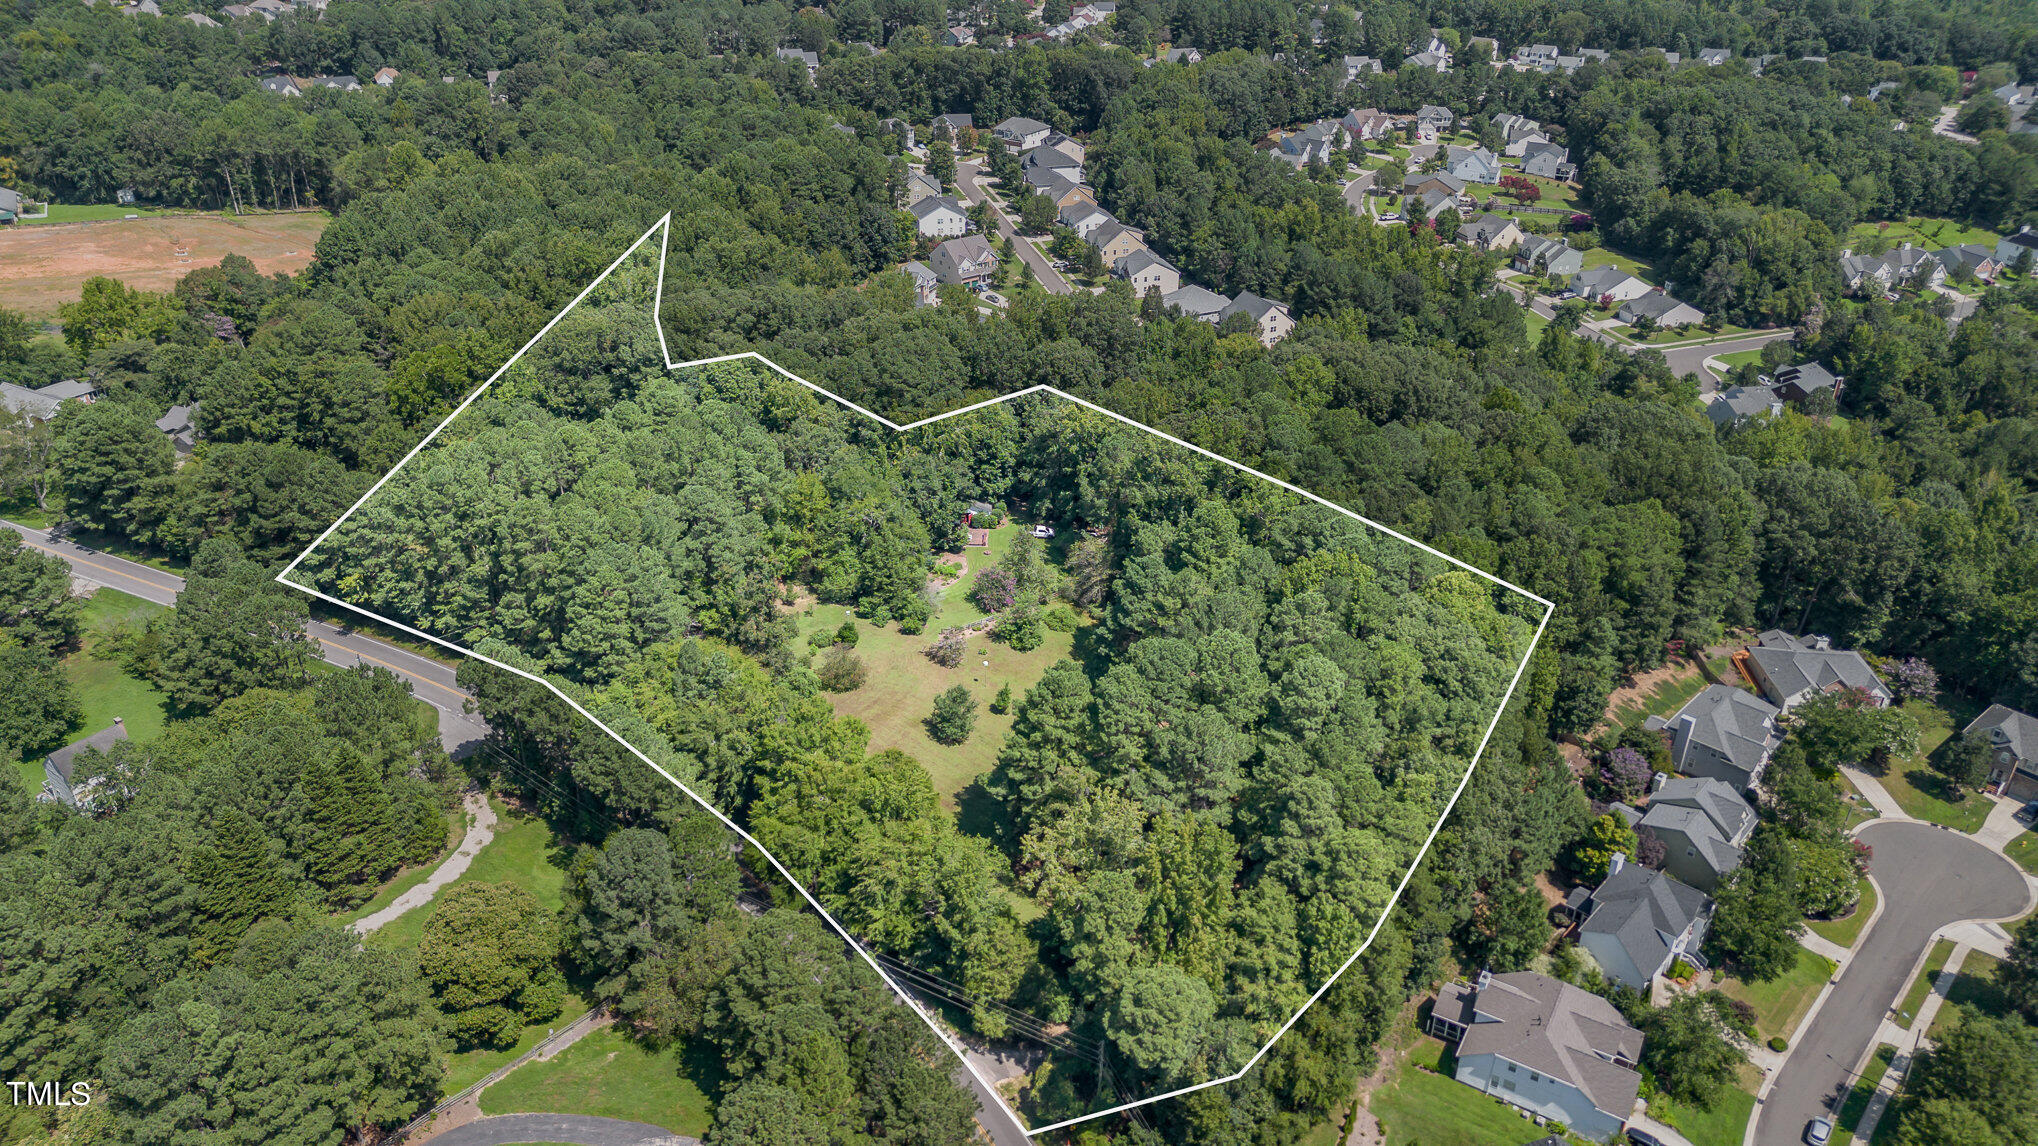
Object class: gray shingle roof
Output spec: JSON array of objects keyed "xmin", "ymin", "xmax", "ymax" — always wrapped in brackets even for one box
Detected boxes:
[
  {"xmin": 1967, "ymin": 704, "xmax": 2038, "ymax": 765},
  {"xmin": 1665, "ymin": 684, "xmax": 1780, "ymax": 779},
  {"xmin": 1436, "ymin": 971, "xmax": 1643, "ymax": 1117},
  {"xmin": 1581, "ymin": 862, "xmax": 1709, "ymax": 979},
  {"xmin": 1749, "ymin": 632, "xmax": 1892, "ymax": 704},
  {"xmin": 1162, "ymin": 285, "xmax": 1230, "ymax": 318},
  {"xmin": 1220, "ymin": 291, "xmax": 1285, "ymax": 321}
]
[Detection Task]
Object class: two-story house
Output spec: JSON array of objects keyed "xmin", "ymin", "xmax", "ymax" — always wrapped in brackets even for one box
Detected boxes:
[
  {"xmin": 1568, "ymin": 856, "xmax": 1713, "ymax": 990},
  {"xmin": 1427, "ymin": 970, "xmax": 1643, "ymax": 1143},
  {"xmin": 1638, "ymin": 776, "xmax": 1757, "ymax": 891},
  {"xmin": 1965, "ymin": 704, "xmax": 2038, "ymax": 801},
  {"xmin": 1742, "ymin": 631, "xmax": 1893, "ymax": 711},
  {"xmin": 1645, "ymin": 684, "xmax": 1782, "ymax": 790}
]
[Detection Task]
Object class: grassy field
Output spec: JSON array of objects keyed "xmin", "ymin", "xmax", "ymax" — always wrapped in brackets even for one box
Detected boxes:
[
  {"xmin": 22, "ymin": 203, "xmax": 172, "ymax": 224},
  {"xmin": 1874, "ymin": 700, "xmax": 1992, "ymax": 833},
  {"xmin": 1833, "ymin": 1044, "xmax": 1898, "ymax": 1146},
  {"xmin": 1807, "ymin": 877, "xmax": 1877, "ymax": 949},
  {"xmin": 0, "ymin": 210, "xmax": 327, "ymax": 317},
  {"xmin": 795, "ymin": 523, "xmax": 1077, "ymax": 814},
  {"xmin": 1926, "ymin": 951, "xmax": 2007, "ymax": 1039},
  {"xmin": 1580, "ymin": 246, "xmax": 1660, "ymax": 284},
  {"xmin": 1649, "ymin": 1076, "xmax": 1759, "ymax": 1146},
  {"xmin": 1369, "ymin": 1036, "xmax": 1571, "ymax": 1146},
  {"xmin": 1609, "ymin": 321, "xmax": 1758, "ymax": 345},
  {"xmin": 0, "ymin": 496, "xmax": 54, "ymax": 529},
  {"xmin": 1846, "ymin": 218, "xmax": 2000, "ymax": 250},
  {"xmin": 2008, "ymin": 830, "xmax": 2038, "ymax": 877},
  {"xmin": 365, "ymin": 797, "xmax": 571, "ymax": 953},
  {"xmin": 1713, "ymin": 347, "xmax": 1769, "ymax": 371},
  {"xmin": 479, "ymin": 1026, "xmax": 717, "ymax": 1136},
  {"xmin": 1719, "ymin": 947, "xmax": 1836, "ymax": 1043},
  {"xmin": 1522, "ymin": 307, "xmax": 1549, "ymax": 343},
  {"xmin": 1893, "ymin": 938, "xmax": 1956, "ymax": 1029},
  {"xmin": 18, "ymin": 587, "xmax": 175, "ymax": 794}
]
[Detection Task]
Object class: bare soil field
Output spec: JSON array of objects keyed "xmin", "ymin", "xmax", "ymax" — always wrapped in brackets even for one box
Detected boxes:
[{"xmin": 0, "ymin": 211, "xmax": 328, "ymax": 317}]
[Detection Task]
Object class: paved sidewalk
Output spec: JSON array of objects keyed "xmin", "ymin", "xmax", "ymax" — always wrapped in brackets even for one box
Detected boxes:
[{"xmin": 352, "ymin": 792, "xmax": 497, "ymax": 934}]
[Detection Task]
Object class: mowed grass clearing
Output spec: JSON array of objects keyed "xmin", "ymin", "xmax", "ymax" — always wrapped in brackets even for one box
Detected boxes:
[
  {"xmin": 1368, "ymin": 1036, "xmax": 1574, "ymax": 1146},
  {"xmin": 480, "ymin": 1025, "xmax": 717, "ymax": 1136},
  {"xmin": 19, "ymin": 587, "xmax": 175, "ymax": 794},
  {"xmin": 1718, "ymin": 946, "xmax": 1836, "ymax": 1043},
  {"xmin": 794, "ymin": 523, "xmax": 1078, "ymax": 812},
  {"xmin": 0, "ymin": 210, "xmax": 327, "ymax": 317},
  {"xmin": 1649, "ymin": 1066, "xmax": 1761, "ymax": 1146},
  {"xmin": 1874, "ymin": 700, "xmax": 1992, "ymax": 833}
]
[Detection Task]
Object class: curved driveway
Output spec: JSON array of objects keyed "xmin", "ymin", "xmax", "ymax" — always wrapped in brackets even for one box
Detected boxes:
[
  {"xmin": 1752, "ymin": 820, "xmax": 2031, "ymax": 1145},
  {"xmin": 423, "ymin": 1113, "xmax": 695, "ymax": 1146}
]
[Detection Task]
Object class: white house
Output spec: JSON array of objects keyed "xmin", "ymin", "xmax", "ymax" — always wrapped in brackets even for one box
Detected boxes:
[
  {"xmin": 1218, "ymin": 291, "xmax": 1295, "ymax": 344},
  {"xmin": 1616, "ymin": 291, "xmax": 1705, "ymax": 328},
  {"xmin": 1570, "ymin": 264, "xmax": 1653, "ymax": 305},
  {"xmin": 994, "ymin": 116, "xmax": 1053, "ymax": 150},
  {"xmin": 909, "ymin": 195, "xmax": 970, "ymax": 238}
]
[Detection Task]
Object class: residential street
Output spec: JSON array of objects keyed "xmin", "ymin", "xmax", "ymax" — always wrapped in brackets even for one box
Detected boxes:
[
  {"xmin": 1493, "ymin": 276, "xmax": 1795, "ymax": 384},
  {"xmin": 1340, "ymin": 168, "xmax": 1376, "ymax": 215},
  {"xmin": 954, "ymin": 159, "xmax": 1073, "ymax": 294},
  {"xmin": 1750, "ymin": 820, "xmax": 2031, "ymax": 1146},
  {"xmin": 419, "ymin": 1113, "xmax": 691, "ymax": 1146},
  {"xmin": 2, "ymin": 518, "xmax": 490, "ymax": 755}
]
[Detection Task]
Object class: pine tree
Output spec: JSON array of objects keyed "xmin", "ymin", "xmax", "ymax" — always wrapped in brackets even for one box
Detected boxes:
[
  {"xmin": 927, "ymin": 686, "xmax": 977, "ymax": 745},
  {"xmin": 186, "ymin": 809, "xmax": 291, "ymax": 965},
  {"xmin": 990, "ymin": 682, "xmax": 1013, "ymax": 714}
]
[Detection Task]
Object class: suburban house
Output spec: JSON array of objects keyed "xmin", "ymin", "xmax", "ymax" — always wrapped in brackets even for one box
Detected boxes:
[
  {"xmin": 1340, "ymin": 107, "xmax": 1397, "ymax": 141},
  {"xmin": 302, "ymin": 75, "xmax": 361, "ymax": 91},
  {"xmin": 1743, "ymin": 631, "xmax": 1893, "ymax": 711},
  {"xmin": 1218, "ymin": 291, "xmax": 1295, "ymax": 344},
  {"xmin": 1427, "ymin": 970, "xmax": 1643, "ymax": 1143},
  {"xmin": 1994, "ymin": 225, "xmax": 2038, "ymax": 268},
  {"xmin": 1935, "ymin": 243, "xmax": 1999, "ymax": 281},
  {"xmin": 1112, "ymin": 249, "xmax": 1181, "ymax": 296},
  {"xmin": 1617, "ymin": 291, "xmax": 1705, "ymax": 329},
  {"xmin": 183, "ymin": 9, "xmax": 219, "ymax": 23},
  {"xmin": 1058, "ymin": 202, "xmax": 1112, "ymax": 239},
  {"xmin": 1162, "ymin": 284, "xmax": 1231, "ymax": 322},
  {"xmin": 1569, "ymin": 855, "xmax": 1713, "ymax": 990},
  {"xmin": 1770, "ymin": 361, "xmax": 1841, "ymax": 404},
  {"xmin": 943, "ymin": 25, "xmax": 975, "ymax": 46},
  {"xmin": 1162, "ymin": 46, "xmax": 1202, "ymax": 64},
  {"xmin": 1646, "ymin": 683, "xmax": 1782, "ymax": 790},
  {"xmin": 775, "ymin": 47, "xmax": 821, "ymax": 80},
  {"xmin": 1462, "ymin": 213, "xmax": 1523, "ymax": 251},
  {"xmin": 1342, "ymin": 56, "xmax": 1383, "ymax": 84},
  {"xmin": 1030, "ymin": 173, "xmax": 1097, "ymax": 209},
  {"xmin": 1652, "ymin": 48, "xmax": 1682, "ymax": 65},
  {"xmin": 1639, "ymin": 777, "xmax": 1756, "ymax": 892},
  {"xmin": 1088, "ymin": 220, "xmax": 1148, "ymax": 265},
  {"xmin": 902, "ymin": 261, "xmax": 940, "ymax": 307},
  {"xmin": 1406, "ymin": 47, "xmax": 1450, "ymax": 71},
  {"xmin": 1021, "ymin": 146, "xmax": 1082, "ymax": 176},
  {"xmin": 1416, "ymin": 104, "xmax": 1456, "ymax": 134},
  {"xmin": 259, "ymin": 74, "xmax": 301, "ymax": 95},
  {"xmin": 1571, "ymin": 264, "xmax": 1654, "ymax": 305},
  {"xmin": 1, "ymin": 379, "xmax": 98, "ymax": 423},
  {"xmin": 1275, "ymin": 121, "xmax": 1347, "ymax": 169},
  {"xmin": 156, "ymin": 402, "xmax": 200, "ymax": 453},
  {"xmin": 929, "ymin": 235, "xmax": 998, "ymax": 285},
  {"xmin": 1697, "ymin": 47, "xmax": 1731, "ymax": 65},
  {"xmin": 1514, "ymin": 235, "xmax": 1585, "ymax": 277},
  {"xmin": 1411, "ymin": 186, "xmax": 1461, "ymax": 221},
  {"xmin": 372, "ymin": 66, "xmax": 400, "ymax": 85},
  {"xmin": 909, "ymin": 195, "xmax": 970, "ymax": 238},
  {"xmin": 43, "ymin": 719, "xmax": 128, "ymax": 808},
  {"xmin": 1511, "ymin": 44, "xmax": 1561, "ymax": 70},
  {"xmin": 1521, "ymin": 142, "xmax": 1575, "ymax": 180},
  {"xmin": 1839, "ymin": 245, "xmax": 1945, "ymax": 294},
  {"xmin": 1965, "ymin": 704, "xmax": 2038, "ymax": 801},
  {"xmin": 1040, "ymin": 131, "xmax": 1086, "ymax": 163},
  {"xmin": 880, "ymin": 117, "xmax": 916, "ymax": 149},
  {"xmin": 933, "ymin": 112, "xmax": 974, "ymax": 138},
  {"xmin": 1405, "ymin": 171, "xmax": 1468, "ymax": 200},
  {"xmin": 904, "ymin": 170, "xmax": 944, "ymax": 205},
  {"xmin": 1443, "ymin": 145, "xmax": 1502, "ymax": 184},
  {"xmin": 1705, "ymin": 384, "xmax": 1785, "ymax": 428},
  {"xmin": 1491, "ymin": 112, "xmax": 1545, "ymax": 153}
]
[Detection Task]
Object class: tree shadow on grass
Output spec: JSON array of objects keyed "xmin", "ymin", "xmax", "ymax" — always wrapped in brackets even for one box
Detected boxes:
[
  {"xmin": 955, "ymin": 778, "xmax": 1014, "ymax": 850},
  {"xmin": 1903, "ymin": 767, "xmax": 1980, "ymax": 809}
]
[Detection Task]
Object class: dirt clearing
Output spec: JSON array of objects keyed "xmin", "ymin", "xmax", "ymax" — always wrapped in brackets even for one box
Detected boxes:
[{"xmin": 0, "ymin": 211, "xmax": 328, "ymax": 317}]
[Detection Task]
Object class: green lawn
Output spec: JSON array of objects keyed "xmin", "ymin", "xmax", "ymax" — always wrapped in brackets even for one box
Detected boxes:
[
  {"xmin": 1874, "ymin": 700, "xmax": 1992, "ymax": 833},
  {"xmin": 2007, "ymin": 830, "xmax": 2038, "ymax": 877},
  {"xmin": 1522, "ymin": 307, "xmax": 1549, "ymax": 343},
  {"xmin": 1893, "ymin": 938, "xmax": 1956, "ymax": 1029},
  {"xmin": 1608, "ymin": 321, "xmax": 1758, "ymax": 345},
  {"xmin": 479, "ymin": 1026, "xmax": 716, "ymax": 1136},
  {"xmin": 1713, "ymin": 348, "xmax": 1769, "ymax": 371},
  {"xmin": 1807, "ymin": 877, "xmax": 1877, "ymax": 949},
  {"xmin": 0, "ymin": 496, "xmax": 53, "ymax": 529},
  {"xmin": 1369, "ymin": 1036, "xmax": 1572, "ymax": 1146},
  {"xmin": 365, "ymin": 797, "xmax": 570, "ymax": 953},
  {"xmin": 20, "ymin": 203, "xmax": 171, "ymax": 224},
  {"xmin": 20, "ymin": 587, "xmax": 176, "ymax": 794},
  {"xmin": 1846, "ymin": 217, "xmax": 2000, "ymax": 251},
  {"xmin": 1649, "ymin": 1081, "xmax": 1759, "ymax": 1146},
  {"xmin": 1833, "ymin": 1044, "xmax": 1898, "ymax": 1146},
  {"xmin": 1718, "ymin": 946, "xmax": 1837, "ymax": 1044},
  {"xmin": 796, "ymin": 523, "xmax": 1078, "ymax": 815},
  {"xmin": 1580, "ymin": 246, "xmax": 1661, "ymax": 285},
  {"xmin": 1926, "ymin": 951, "xmax": 2008, "ymax": 1039}
]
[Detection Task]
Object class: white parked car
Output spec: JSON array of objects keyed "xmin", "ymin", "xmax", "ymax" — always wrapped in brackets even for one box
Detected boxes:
[{"xmin": 1029, "ymin": 524, "xmax": 1055, "ymax": 539}]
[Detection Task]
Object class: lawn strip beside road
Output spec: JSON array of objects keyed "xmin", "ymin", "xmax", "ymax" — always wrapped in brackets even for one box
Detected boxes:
[
  {"xmin": 1892, "ymin": 938, "xmax": 1956, "ymax": 1029},
  {"xmin": 1832, "ymin": 1044, "xmax": 1897, "ymax": 1146},
  {"xmin": 1719, "ymin": 947, "xmax": 1837, "ymax": 1044},
  {"xmin": 1807, "ymin": 878, "xmax": 1877, "ymax": 949}
]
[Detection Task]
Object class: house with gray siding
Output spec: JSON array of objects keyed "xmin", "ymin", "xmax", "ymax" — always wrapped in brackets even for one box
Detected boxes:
[
  {"xmin": 1743, "ymin": 631, "xmax": 1892, "ymax": 711},
  {"xmin": 1570, "ymin": 856, "xmax": 1712, "ymax": 990},
  {"xmin": 1965, "ymin": 704, "xmax": 2038, "ymax": 801},
  {"xmin": 1645, "ymin": 683, "xmax": 1781, "ymax": 789},
  {"xmin": 1427, "ymin": 970, "xmax": 1642, "ymax": 1142},
  {"xmin": 1639, "ymin": 776, "xmax": 1756, "ymax": 891}
]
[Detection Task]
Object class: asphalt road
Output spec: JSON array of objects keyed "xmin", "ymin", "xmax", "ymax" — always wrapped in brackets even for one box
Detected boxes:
[
  {"xmin": 1493, "ymin": 279, "xmax": 1795, "ymax": 385},
  {"xmin": 3, "ymin": 518, "xmax": 489, "ymax": 755},
  {"xmin": 955, "ymin": 159, "xmax": 1073, "ymax": 294},
  {"xmin": 422, "ymin": 1113, "xmax": 692, "ymax": 1146},
  {"xmin": 1752, "ymin": 820, "xmax": 2031, "ymax": 1146}
]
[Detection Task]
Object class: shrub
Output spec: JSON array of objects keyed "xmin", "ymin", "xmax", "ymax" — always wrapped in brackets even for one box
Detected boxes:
[
  {"xmin": 1768, "ymin": 1036, "xmax": 1789, "ymax": 1052},
  {"xmin": 807, "ymin": 629, "xmax": 835, "ymax": 649},
  {"xmin": 927, "ymin": 685, "xmax": 978, "ymax": 745},
  {"xmin": 1600, "ymin": 746, "xmax": 1652, "ymax": 800},
  {"xmin": 1000, "ymin": 605, "xmax": 1043, "ymax": 652},
  {"xmin": 990, "ymin": 682, "xmax": 1013, "ymax": 714},
  {"xmin": 834, "ymin": 620, "xmax": 859, "ymax": 647},
  {"xmin": 1042, "ymin": 603, "xmax": 1079, "ymax": 632},
  {"xmin": 971, "ymin": 569, "xmax": 1018, "ymax": 612},
  {"xmin": 926, "ymin": 628, "xmax": 968, "ymax": 668},
  {"xmin": 1669, "ymin": 958, "xmax": 1696, "ymax": 981},
  {"xmin": 816, "ymin": 646, "xmax": 866, "ymax": 692}
]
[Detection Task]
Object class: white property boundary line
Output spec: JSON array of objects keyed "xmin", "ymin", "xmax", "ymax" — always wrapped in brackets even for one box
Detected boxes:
[{"xmin": 278, "ymin": 214, "xmax": 1557, "ymax": 1136}]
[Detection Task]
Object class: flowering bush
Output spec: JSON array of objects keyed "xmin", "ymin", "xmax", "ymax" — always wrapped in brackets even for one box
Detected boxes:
[
  {"xmin": 971, "ymin": 569, "xmax": 1017, "ymax": 613},
  {"xmin": 1600, "ymin": 747, "xmax": 1652, "ymax": 800},
  {"xmin": 1886, "ymin": 657, "xmax": 1939, "ymax": 702}
]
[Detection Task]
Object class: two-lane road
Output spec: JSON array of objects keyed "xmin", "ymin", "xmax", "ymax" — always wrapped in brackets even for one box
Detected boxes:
[
  {"xmin": 1752, "ymin": 820, "xmax": 2031, "ymax": 1145},
  {"xmin": 954, "ymin": 159, "xmax": 1073, "ymax": 294},
  {"xmin": 3, "ymin": 519, "xmax": 488, "ymax": 755}
]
